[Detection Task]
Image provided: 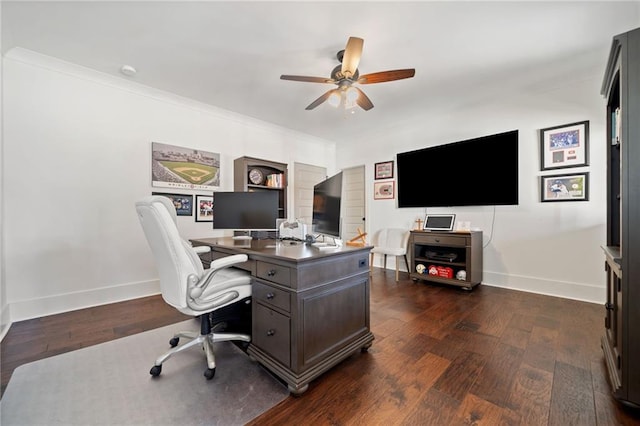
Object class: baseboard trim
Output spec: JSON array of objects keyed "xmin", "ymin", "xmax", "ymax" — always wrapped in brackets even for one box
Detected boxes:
[
  {"xmin": 0, "ymin": 303, "xmax": 11, "ymax": 341},
  {"xmin": 8, "ymin": 279, "xmax": 161, "ymax": 322},
  {"xmin": 482, "ymin": 271, "xmax": 605, "ymax": 304}
]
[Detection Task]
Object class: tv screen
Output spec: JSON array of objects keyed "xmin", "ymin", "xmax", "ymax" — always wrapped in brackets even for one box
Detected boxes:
[
  {"xmin": 312, "ymin": 172, "xmax": 343, "ymax": 238},
  {"xmin": 397, "ymin": 130, "xmax": 519, "ymax": 207},
  {"xmin": 212, "ymin": 191, "xmax": 279, "ymax": 230}
]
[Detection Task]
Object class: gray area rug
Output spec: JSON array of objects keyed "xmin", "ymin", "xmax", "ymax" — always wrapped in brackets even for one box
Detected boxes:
[{"xmin": 1, "ymin": 320, "xmax": 289, "ymax": 425}]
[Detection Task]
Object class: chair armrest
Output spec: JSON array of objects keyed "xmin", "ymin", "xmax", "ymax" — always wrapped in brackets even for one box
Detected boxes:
[
  {"xmin": 187, "ymin": 254, "xmax": 249, "ymax": 299},
  {"xmin": 192, "ymin": 245, "xmax": 211, "ymax": 255},
  {"xmin": 208, "ymin": 254, "xmax": 248, "ymax": 271},
  {"xmin": 186, "ymin": 253, "xmax": 251, "ymax": 312}
]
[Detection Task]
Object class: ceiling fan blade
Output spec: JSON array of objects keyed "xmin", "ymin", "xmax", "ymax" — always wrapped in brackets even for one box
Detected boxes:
[
  {"xmin": 305, "ymin": 89, "xmax": 339, "ymax": 110},
  {"xmin": 341, "ymin": 37, "xmax": 364, "ymax": 78},
  {"xmin": 357, "ymin": 69, "xmax": 416, "ymax": 84},
  {"xmin": 354, "ymin": 87, "xmax": 374, "ymax": 111},
  {"xmin": 281, "ymin": 75, "xmax": 335, "ymax": 84}
]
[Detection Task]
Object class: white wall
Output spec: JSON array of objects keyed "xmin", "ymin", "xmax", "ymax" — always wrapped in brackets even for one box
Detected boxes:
[
  {"xmin": 1, "ymin": 42, "xmax": 614, "ymax": 324},
  {"xmin": 338, "ymin": 73, "xmax": 607, "ymax": 303},
  {"xmin": 0, "ymin": 4, "xmax": 8, "ymax": 339},
  {"xmin": 2, "ymin": 48, "xmax": 335, "ymax": 322}
]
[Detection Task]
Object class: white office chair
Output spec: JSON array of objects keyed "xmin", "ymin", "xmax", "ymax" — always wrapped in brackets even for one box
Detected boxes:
[
  {"xmin": 370, "ymin": 228, "xmax": 411, "ymax": 282},
  {"xmin": 135, "ymin": 195, "xmax": 252, "ymax": 380}
]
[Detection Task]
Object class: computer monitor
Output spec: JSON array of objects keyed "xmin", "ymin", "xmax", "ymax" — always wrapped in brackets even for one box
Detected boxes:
[
  {"xmin": 312, "ymin": 172, "xmax": 343, "ymax": 239},
  {"xmin": 212, "ymin": 191, "xmax": 279, "ymax": 231}
]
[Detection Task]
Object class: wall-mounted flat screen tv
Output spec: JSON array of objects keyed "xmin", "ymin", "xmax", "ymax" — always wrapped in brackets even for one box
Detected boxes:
[
  {"xmin": 397, "ymin": 130, "xmax": 519, "ymax": 207},
  {"xmin": 312, "ymin": 172, "xmax": 343, "ymax": 238}
]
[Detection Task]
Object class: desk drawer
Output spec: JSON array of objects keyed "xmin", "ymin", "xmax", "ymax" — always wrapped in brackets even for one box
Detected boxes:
[
  {"xmin": 253, "ymin": 282, "xmax": 290, "ymax": 313},
  {"xmin": 253, "ymin": 304, "xmax": 290, "ymax": 367},
  {"xmin": 256, "ymin": 261, "xmax": 291, "ymax": 287},
  {"xmin": 413, "ymin": 233, "xmax": 466, "ymax": 247}
]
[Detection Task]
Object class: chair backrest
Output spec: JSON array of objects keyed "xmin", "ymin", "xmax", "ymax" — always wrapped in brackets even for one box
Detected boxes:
[
  {"xmin": 372, "ymin": 228, "xmax": 410, "ymax": 253},
  {"xmin": 136, "ymin": 196, "xmax": 204, "ymax": 311}
]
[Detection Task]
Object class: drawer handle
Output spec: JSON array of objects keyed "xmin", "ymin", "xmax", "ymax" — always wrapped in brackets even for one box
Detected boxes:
[
  {"xmin": 266, "ymin": 329, "xmax": 276, "ymax": 337},
  {"xmin": 266, "ymin": 292, "xmax": 275, "ymax": 300},
  {"xmin": 435, "ymin": 238, "xmax": 440, "ymax": 243},
  {"xmin": 267, "ymin": 269, "xmax": 276, "ymax": 277}
]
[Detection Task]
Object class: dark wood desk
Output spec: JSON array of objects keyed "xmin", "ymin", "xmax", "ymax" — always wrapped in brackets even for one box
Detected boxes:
[{"xmin": 190, "ymin": 237, "xmax": 375, "ymax": 394}]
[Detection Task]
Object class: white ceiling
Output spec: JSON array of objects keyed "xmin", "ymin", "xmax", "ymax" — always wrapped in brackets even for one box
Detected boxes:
[{"xmin": 2, "ymin": 1, "xmax": 639, "ymax": 144}]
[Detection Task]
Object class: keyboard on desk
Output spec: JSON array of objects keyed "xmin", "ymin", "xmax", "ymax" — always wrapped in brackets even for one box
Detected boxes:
[{"xmin": 311, "ymin": 242, "xmax": 338, "ymax": 250}]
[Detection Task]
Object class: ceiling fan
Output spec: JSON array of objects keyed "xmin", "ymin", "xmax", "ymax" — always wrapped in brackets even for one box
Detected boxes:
[{"xmin": 280, "ymin": 37, "xmax": 415, "ymax": 111}]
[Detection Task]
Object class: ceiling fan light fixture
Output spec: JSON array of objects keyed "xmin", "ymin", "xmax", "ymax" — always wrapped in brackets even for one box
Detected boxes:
[
  {"xmin": 345, "ymin": 86, "xmax": 359, "ymax": 103},
  {"xmin": 328, "ymin": 91, "xmax": 341, "ymax": 107}
]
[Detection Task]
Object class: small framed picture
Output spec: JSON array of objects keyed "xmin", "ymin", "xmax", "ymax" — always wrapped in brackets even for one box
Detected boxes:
[
  {"xmin": 195, "ymin": 195, "xmax": 214, "ymax": 222},
  {"xmin": 540, "ymin": 120, "xmax": 589, "ymax": 170},
  {"xmin": 152, "ymin": 192, "xmax": 193, "ymax": 216},
  {"xmin": 540, "ymin": 172, "xmax": 589, "ymax": 202},
  {"xmin": 374, "ymin": 181, "xmax": 395, "ymax": 200},
  {"xmin": 374, "ymin": 161, "xmax": 394, "ymax": 180}
]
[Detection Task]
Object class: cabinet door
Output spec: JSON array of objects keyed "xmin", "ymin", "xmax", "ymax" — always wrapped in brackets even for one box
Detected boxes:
[
  {"xmin": 253, "ymin": 303, "xmax": 291, "ymax": 367},
  {"xmin": 605, "ymin": 261, "xmax": 623, "ymax": 383},
  {"xmin": 615, "ymin": 273, "xmax": 623, "ymax": 376},
  {"xmin": 299, "ymin": 277, "xmax": 369, "ymax": 368}
]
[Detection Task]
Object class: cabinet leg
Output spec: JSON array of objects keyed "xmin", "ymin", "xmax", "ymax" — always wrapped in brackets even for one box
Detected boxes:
[{"xmin": 288, "ymin": 383, "xmax": 309, "ymax": 396}]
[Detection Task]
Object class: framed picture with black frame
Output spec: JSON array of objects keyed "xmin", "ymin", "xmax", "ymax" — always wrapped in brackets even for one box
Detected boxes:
[
  {"xmin": 540, "ymin": 172, "xmax": 589, "ymax": 202},
  {"xmin": 195, "ymin": 194, "xmax": 213, "ymax": 222},
  {"xmin": 539, "ymin": 120, "xmax": 589, "ymax": 170},
  {"xmin": 151, "ymin": 192, "xmax": 193, "ymax": 216},
  {"xmin": 374, "ymin": 161, "xmax": 394, "ymax": 180}
]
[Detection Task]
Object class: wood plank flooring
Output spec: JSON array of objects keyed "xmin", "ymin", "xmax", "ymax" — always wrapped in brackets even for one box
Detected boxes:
[{"xmin": 2, "ymin": 269, "xmax": 640, "ymax": 425}]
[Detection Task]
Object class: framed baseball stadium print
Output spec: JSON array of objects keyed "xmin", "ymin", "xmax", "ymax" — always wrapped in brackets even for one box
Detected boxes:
[{"xmin": 151, "ymin": 142, "xmax": 220, "ymax": 190}]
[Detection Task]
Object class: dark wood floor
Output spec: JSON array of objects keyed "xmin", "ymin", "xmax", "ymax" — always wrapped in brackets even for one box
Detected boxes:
[{"xmin": 2, "ymin": 269, "xmax": 639, "ymax": 425}]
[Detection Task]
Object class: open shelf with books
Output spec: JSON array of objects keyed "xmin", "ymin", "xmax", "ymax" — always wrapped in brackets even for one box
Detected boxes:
[{"xmin": 234, "ymin": 156, "xmax": 288, "ymax": 219}]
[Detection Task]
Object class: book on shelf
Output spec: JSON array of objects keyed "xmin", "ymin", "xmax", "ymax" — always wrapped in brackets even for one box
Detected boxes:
[
  {"xmin": 612, "ymin": 107, "xmax": 621, "ymax": 145},
  {"xmin": 266, "ymin": 173, "xmax": 285, "ymax": 188}
]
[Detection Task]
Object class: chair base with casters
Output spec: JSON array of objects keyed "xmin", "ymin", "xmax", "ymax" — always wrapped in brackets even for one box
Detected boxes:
[{"xmin": 150, "ymin": 297, "xmax": 252, "ymax": 380}]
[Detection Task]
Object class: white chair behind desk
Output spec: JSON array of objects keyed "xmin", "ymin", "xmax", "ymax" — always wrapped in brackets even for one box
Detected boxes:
[
  {"xmin": 135, "ymin": 195, "xmax": 252, "ymax": 380},
  {"xmin": 370, "ymin": 228, "xmax": 411, "ymax": 282}
]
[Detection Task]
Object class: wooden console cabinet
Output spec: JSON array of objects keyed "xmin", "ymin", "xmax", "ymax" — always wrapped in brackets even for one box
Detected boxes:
[
  {"xmin": 601, "ymin": 27, "xmax": 640, "ymax": 408},
  {"xmin": 191, "ymin": 237, "xmax": 374, "ymax": 395},
  {"xmin": 408, "ymin": 230, "xmax": 482, "ymax": 290}
]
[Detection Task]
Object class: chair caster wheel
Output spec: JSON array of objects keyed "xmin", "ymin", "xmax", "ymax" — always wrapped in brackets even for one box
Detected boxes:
[
  {"xmin": 150, "ymin": 365, "xmax": 162, "ymax": 377},
  {"xmin": 169, "ymin": 337, "xmax": 179, "ymax": 347},
  {"xmin": 204, "ymin": 368, "xmax": 216, "ymax": 380}
]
